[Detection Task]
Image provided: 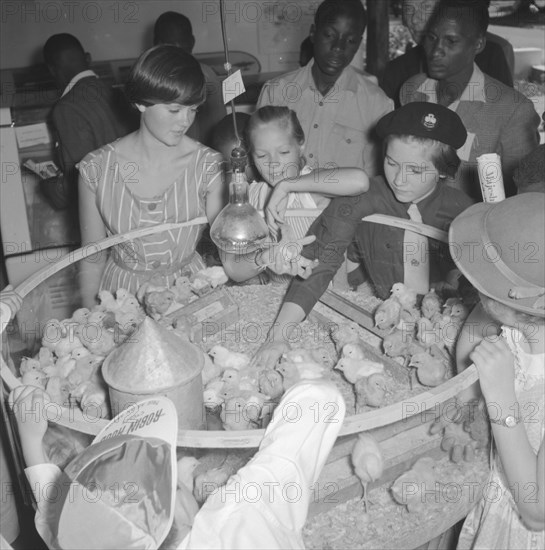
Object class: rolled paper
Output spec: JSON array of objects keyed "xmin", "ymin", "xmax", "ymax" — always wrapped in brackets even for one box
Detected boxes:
[{"xmin": 477, "ymin": 153, "xmax": 506, "ymax": 203}]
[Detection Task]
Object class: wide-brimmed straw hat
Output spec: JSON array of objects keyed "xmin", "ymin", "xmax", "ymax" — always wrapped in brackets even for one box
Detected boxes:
[{"xmin": 449, "ymin": 193, "xmax": 545, "ymax": 317}]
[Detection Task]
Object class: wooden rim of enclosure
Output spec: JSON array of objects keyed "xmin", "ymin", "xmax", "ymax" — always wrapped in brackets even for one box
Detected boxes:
[{"xmin": 0, "ymin": 221, "xmax": 479, "ymax": 448}]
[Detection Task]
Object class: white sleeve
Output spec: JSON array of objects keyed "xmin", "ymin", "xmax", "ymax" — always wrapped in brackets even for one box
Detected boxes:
[
  {"xmin": 25, "ymin": 464, "xmax": 63, "ymax": 550},
  {"xmin": 178, "ymin": 381, "xmax": 345, "ymax": 550}
]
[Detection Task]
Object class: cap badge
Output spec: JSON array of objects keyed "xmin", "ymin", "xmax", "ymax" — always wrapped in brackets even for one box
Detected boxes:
[{"xmin": 423, "ymin": 113, "xmax": 437, "ymax": 130}]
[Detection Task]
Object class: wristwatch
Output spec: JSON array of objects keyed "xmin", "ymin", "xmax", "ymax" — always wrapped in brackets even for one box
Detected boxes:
[{"xmin": 489, "ymin": 414, "xmax": 521, "ymax": 428}]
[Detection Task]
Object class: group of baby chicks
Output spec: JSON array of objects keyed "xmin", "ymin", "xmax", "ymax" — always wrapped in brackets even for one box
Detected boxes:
[
  {"xmin": 376, "ymin": 283, "xmax": 469, "ymax": 388},
  {"xmin": 201, "ymin": 343, "xmax": 331, "ymax": 431},
  {"xmin": 136, "ymin": 267, "xmax": 228, "ymax": 321},
  {"xmin": 16, "ymin": 267, "xmax": 229, "ymax": 417},
  {"xmin": 202, "ymin": 315, "xmax": 400, "ymax": 431},
  {"xmin": 17, "ymin": 288, "xmax": 147, "ymax": 417}
]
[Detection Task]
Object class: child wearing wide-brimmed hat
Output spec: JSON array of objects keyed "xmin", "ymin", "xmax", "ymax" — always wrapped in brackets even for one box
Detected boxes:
[{"xmin": 450, "ymin": 193, "xmax": 544, "ymax": 548}]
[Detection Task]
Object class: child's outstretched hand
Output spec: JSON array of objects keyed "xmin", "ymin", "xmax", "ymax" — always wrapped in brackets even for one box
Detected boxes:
[
  {"xmin": 260, "ymin": 224, "xmax": 318, "ymax": 278},
  {"xmin": 251, "ymin": 341, "xmax": 290, "ymax": 370},
  {"xmin": 470, "ymin": 337, "xmax": 516, "ymax": 402},
  {"xmin": 9, "ymin": 385, "xmax": 50, "ymax": 446},
  {"xmin": 0, "ymin": 284, "xmax": 23, "ymax": 321}
]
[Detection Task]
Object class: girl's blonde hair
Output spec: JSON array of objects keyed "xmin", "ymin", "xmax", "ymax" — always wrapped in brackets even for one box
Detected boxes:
[{"xmin": 246, "ymin": 106, "xmax": 305, "ymax": 149}]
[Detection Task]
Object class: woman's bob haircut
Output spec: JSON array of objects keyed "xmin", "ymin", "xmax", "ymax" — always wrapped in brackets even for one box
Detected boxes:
[{"xmin": 125, "ymin": 45, "xmax": 205, "ymax": 107}]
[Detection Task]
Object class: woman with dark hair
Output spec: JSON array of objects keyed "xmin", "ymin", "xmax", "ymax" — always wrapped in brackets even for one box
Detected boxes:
[{"xmin": 77, "ymin": 45, "xmax": 225, "ymax": 305}]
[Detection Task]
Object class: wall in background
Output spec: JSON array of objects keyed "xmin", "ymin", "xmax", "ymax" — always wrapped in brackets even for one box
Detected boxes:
[{"xmin": 0, "ymin": 0, "xmax": 325, "ymax": 72}]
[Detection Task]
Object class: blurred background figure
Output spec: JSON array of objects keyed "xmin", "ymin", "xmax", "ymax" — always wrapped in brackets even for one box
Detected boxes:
[
  {"xmin": 43, "ymin": 33, "xmax": 132, "ymax": 218},
  {"xmin": 381, "ymin": 0, "xmax": 515, "ymax": 106},
  {"xmin": 154, "ymin": 11, "xmax": 227, "ymax": 147}
]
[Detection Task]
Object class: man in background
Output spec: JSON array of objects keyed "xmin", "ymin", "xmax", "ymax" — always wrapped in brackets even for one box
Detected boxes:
[
  {"xmin": 381, "ymin": 0, "xmax": 515, "ymax": 106},
  {"xmin": 43, "ymin": 33, "xmax": 131, "ymax": 215}
]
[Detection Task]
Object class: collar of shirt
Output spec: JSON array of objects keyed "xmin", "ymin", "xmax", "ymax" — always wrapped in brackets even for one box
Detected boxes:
[
  {"xmin": 304, "ymin": 59, "xmax": 357, "ymax": 97},
  {"xmin": 415, "ymin": 63, "xmax": 485, "ymax": 111},
  {"xmin": 61, "ymin": 69, "xmax": 98, "ymax": 98},
  {"xmin": 403, "ymin": 181, "xmax": 442, "ymax": 220}
]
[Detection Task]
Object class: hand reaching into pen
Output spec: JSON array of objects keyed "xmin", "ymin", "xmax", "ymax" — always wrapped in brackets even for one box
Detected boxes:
[{"xmin": 257, "ymin": 223, "xmax": 318, "ymax": 278}]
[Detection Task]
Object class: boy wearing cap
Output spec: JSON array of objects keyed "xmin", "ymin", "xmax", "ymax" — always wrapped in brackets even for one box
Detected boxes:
[
  {"xmin": 255, "ymin": 102, "xmax": 474, "ymax": 367},
  {"xmin": 449, "ymin": 193, "xmax": 544, "ymax": 547}
]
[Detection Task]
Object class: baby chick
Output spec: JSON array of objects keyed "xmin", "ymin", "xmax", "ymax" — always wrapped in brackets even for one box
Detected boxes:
[
  {"xmin": 416, "ymin": 317, "xmax": 443, "ymax": 348},
  {"xmin": 334, "ymin": 357, "xmax": 384, "ymax": 385},
  {"xmin": 220, "ymin": 396, "xmax": 256, "ymax": 431},
  {"xmin": 193, "ymin": 467, "xmax": 231, "ymax": 504},
  {"xmin": 37, "ymin": 347, "xmax": 55, "ymax": 371},
  {"xmin": 44, "ymin": 354, "xmax": 76, "ymax": 379},
  {"xmin": 45, "ymin": 376, "xmax": 71, "ymax": 407},
  {"xmin": 374, "ymin": 297, "xmax": 402, "ymax": 332},
  {"xmin": 21, "ymin": 369, "xmax": 46, "ymax": 389},
  {"xmin": 390, "ymin": 282, "xmax": 417, "ymax": 311},
  {"xmin": 203, "ymin": 378, "xmax": 226, "ymax": 410},
  {"xmin": 355, "ymin": 373, "xmax": 390, "ymax": 411},
  {"xmin": 351, "ymin": 433, "xmax": 384, "ymax": 513},
  {"xmin": 421, "ymin": 289, "xmax": 442, "ymax": 320},
  {"xmin": 98, "ymin": 290, "xmax": 119, "ymax": 312},
  {"xmin": 80, "ymin": 326, "xmax": 116, "ymax": 357},
  {"xmin": 177, "ymin": 456, "xmax": 200, "ymax": 493},
  {"xmin": 143, "ymin": 289, "xmax": 176, "ymax": 320},
  {"xmin": 275, "ymin": 361, "xmax": 301, "ymax": 391},
  {"xmin": 171, "ymin": 276, "xmax": 195, "ymax": 304},
  {"xmin": 208, "ymin": 345, "xmax": 250, "ymax": 370},
  {"xmin": 20, "ymin": 357, "xmax": 43, "ymax": 376},
  {"xmin": 283, "ymin": 348, "xmax": 314, "ymax": 363},
  {"xmin": 330, "ymin": 322, "xmax": 364, "ymax": 352},
  {"xmin": 341, "ymin": 343, "xmax": 367, "ymax": 360},
  {"xmin": 442, "ymin": 297, "xmax": 463, "ymax": 317},
  {"xmin": 80, "ymin": 381, "xmax": 110, "ymax": 418},
  {"xmin": 382, "ymin": 330, "xmax": 425, "ymax": 359},
  {"xmin": 202, "ymin": 353, "xmax": 222, "ymax": 386},
  {"xmin": 258, "ymin": 369, "xmax": 285, "ymax": 400},
  {"xmin": 309, "ymin": 347, "xmax": 332, "ymax": 366},
  {"xmin": 391, "ymin": 457, "xmax": 438, "ymax": 513},
  {"xmin": 409, "ymin": 352, "xmax": 449, "ymax": 387},
  {"xmin": 450, "ymin": 303, "xmax": 469, "ymax": 323}
]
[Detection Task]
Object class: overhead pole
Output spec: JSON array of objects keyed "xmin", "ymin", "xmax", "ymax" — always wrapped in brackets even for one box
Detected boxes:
[{"xmin": 365, "ymin": 0, "xmax": 390, "ymax": 80}]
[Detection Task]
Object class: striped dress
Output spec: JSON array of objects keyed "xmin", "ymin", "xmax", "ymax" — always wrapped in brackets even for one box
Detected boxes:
[{"xmin": 78, "ymin": 141, "xmax": 223, "ymax": 294}]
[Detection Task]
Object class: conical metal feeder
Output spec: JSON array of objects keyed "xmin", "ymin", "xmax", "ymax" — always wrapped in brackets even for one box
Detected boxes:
[{"xmin": 102, "ymin": 317, "xmax": 205, "ymax": 429}]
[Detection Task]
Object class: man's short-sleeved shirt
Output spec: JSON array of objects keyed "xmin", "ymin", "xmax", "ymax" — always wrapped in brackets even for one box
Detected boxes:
[{"xmin": 257, "ymin": 61, "xmax": 393, "ymax": 176}]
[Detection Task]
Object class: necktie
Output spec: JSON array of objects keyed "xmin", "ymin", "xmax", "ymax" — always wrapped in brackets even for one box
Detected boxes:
[{"xmin": 403, "ymin": 203, "xmax": 429, "ymax": 294}]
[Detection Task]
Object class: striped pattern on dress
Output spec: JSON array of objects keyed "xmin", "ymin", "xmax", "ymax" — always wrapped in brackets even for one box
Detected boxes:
[{"xmin": 79, "ymin": 141, "xmax": 223, "ymax": 294}]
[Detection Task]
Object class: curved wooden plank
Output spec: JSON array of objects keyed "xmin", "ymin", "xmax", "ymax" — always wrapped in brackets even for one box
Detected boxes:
[
  {"xmin": 339, "ymin": 365, "xmax": 479, "ymax": 436},
  {"xmin": 14, "ymin": 219, "xmax": 208, "ymax": 299},
  {"xmin": 1, "ymin": 361, "xmax": 479, "ymax": 448}
]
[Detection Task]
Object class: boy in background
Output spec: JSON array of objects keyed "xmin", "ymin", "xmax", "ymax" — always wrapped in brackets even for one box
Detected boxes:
[
  {"xmin": 257, "ymin": 0, "xmax": 393, "ymax": 177},
  {"xmin": 154, "ymin": 11, "xmax": 227, "ymax": 147}
]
